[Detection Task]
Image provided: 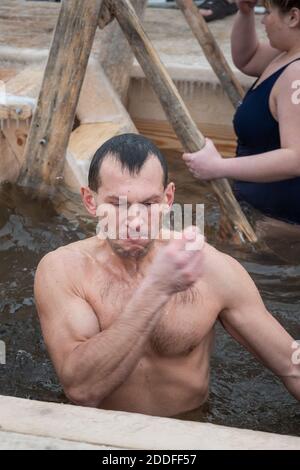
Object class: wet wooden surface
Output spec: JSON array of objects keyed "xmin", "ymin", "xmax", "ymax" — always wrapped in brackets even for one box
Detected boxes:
[
  {"xmin": 0, "ymin": 395, "xmax": 300, "ymax": 450},
  {"xmin": 0, "ymin": 430, "xmax": 121, "ymax": 450}
]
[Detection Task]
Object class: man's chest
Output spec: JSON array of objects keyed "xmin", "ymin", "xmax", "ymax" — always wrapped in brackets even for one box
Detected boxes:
[{"xmin": 87, "ymin": 276, "xmax": 219, "ymax": 357}]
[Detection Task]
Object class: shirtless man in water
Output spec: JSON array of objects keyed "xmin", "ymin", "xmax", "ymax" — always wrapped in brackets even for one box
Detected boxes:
[{"xmin": 35, "ymin": 134, "xmax": 300, "ymax": 417}]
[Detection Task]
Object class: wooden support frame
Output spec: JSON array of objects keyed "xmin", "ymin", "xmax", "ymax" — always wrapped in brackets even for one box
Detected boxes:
[
  {"xmin": 175, "ymin": 0, "xmax": 244, "ymax": 109},
  {"xmin": 107, "ymin": 0, "xmax": 257, "ymax": 243},
  {"xmin": 18, "ymin": 0, "xmax": 257, "ymax": 243},
  {"xmin": 18, "ymin": 0, "xmax": 104, "ymax": 191},
  {"xmin": 98, "ymin": 0, "xmax": 148, "ymax": 103}
]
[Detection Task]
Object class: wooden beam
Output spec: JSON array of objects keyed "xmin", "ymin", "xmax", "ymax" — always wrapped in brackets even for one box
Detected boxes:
[
  {"xmin": 65, "ymin": 121, "xmax": 124, "ymax": 192},
  {"xmin": 109, "ymin": 0, "xmax": 257, "ymax": 243},
  {"xmin": 0, "ymin": 102, "xmax": 32, "ymax": 121},
  {"xmin": 18, "ymin": 0, "xmax": 104, "ymax": 192},
  {"xmin": 176, "ymin": 0, "xmax": 244, "ymax": 109},
  {"xmin": 1, "ymin": 120, "xmax": 28, "ymax": 167},
  {"xmin": 133, "ymin": 118, "xmax": 237, "ymax": 157},
  {"xmin": 98, "ymin": 0, "xmax": 148, "ymax": 103},
  {"xmin": 0, "ymin": 430, "xmax": 115, "ymax": 451},
  {"xmin": 0, "ymin": 67, "xmax": 42, "ymax": 123},
  {"xmin": 1, "ymin": 396, "xmax": 300, "ymax": 450},
  {"xmin": 0, "ymin": 129, "xmax": 21, "ymax": 183},
  {"xmin": 76, "ymin": 58, "xmax": 137, "ymax": 131},
  {"xmin": 98, "ymin": 0, "xmax": 115, "ymax": 29}
]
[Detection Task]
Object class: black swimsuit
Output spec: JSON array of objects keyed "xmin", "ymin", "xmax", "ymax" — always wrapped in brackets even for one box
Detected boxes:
[{"xmin": 233, "ymin": 58, "xmax": 300, "ymax": 224}]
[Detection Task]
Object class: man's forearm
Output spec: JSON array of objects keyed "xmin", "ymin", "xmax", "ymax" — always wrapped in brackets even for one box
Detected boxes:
[
  {"xmin": 282, "ymin": 372, "xmax": 300, "ymax": 402},
  {"xmin": 61, "ymin": 278, "xmax": 169, "ymax": 406},
  {"xmin": 231, "ymin": 11, "xmax": 258, "ymax": 70}
]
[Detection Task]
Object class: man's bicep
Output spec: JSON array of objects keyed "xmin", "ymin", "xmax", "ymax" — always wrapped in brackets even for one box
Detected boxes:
[
  {"xmin": 219, "ymin": 258, "xmax": 294, "ymax": 377},
  {"xmin": 34, "ymin": 254, "xmax": 101, "ymax": 375}
]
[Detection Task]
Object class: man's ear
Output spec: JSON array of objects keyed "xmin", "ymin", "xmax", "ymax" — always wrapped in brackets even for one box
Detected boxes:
[
  {"xmin": 164, "ymin": 182, "xmax": 175, "ymax": 208},
  {"xmin": 81, "ymin": 187, "xmax": 97, "ymax": 217}
]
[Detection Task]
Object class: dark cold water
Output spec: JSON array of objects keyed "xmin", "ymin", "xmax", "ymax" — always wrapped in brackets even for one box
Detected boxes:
[{"xmin": 0, "ymin": 150, "xmax": 299, "ymax": 436}]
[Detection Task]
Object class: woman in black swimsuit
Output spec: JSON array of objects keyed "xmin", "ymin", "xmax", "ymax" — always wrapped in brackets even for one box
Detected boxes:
[{"xmin": 183, "ymin": 0, "xmax": 300, "ymax": 225}]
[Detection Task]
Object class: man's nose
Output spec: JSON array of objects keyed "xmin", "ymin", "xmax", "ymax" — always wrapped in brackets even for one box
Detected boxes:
[{"xmin": 128, "ymin": 215, "xmax": 143, "ymax": 233}]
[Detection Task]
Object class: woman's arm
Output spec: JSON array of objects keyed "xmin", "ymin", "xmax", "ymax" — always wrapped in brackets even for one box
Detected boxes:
[
  {"xmin": 231, "ymin": 1, "xmax": 281, "ymax": 76},
  {"xmin": 183, "ymin": 63, "xmax": 300, "ymax": 183},
  {"xmin": 183, "ymin": 141, "xmax": 300, "ymax": 183},
  {"xmin": 218, "ymin": 148, "xmax": 300, "ymax": 182}
]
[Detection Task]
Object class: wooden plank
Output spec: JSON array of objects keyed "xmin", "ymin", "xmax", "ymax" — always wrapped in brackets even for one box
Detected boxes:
[
  {"xmin": 134, "ymin": 118, "xmax": 236, "ymax": 156},
  {"xmin": 0, "ymin": 69, "xmax": 16, "ymax": 82},
  {"xmin": 67, "ymin": 56, "xmax": 138, "ymax": 192},
  {"xmin": 0, "ymin": 130, "xmax": 21, "ymax": 183},
  {"xmin": 68, "ymin": 122, "xmax": 124, "ymax": 163},
  {"xmin": 0, "ymin": 103, "xmax": 32, "ymax": 121},
  {"xmin": 1, "ymin": 58, "xmax": 136, "ymax": 128},
  {"xmin": 110, "ymin": 0, "xmax": 257, "ymax": 243},
  {"xmin": 1, "ymin": 121, "xmax": 28, "ymax": 165},
  {"xmin": 18, "ymin": 0, "xmax": 104, "ymax": 191},
  {"xmin": 0, "ymin": 2, "xmax": 266, "ymax": 60},
  {"xmin": 0, "ymin": 67, "xmax": 41, "ymax": 121},
  {"xmin": 77, "ymin": 58, "xmax": 137, "ymax": 131},
  {"xmin": 0, "ymin": 430, "xmax": 121, "ymax": 451},
  {"xmin": 0, "ymin": 1, "xmax": 60, "ymax": 50},
  {"xmin": 1, "ymin": 59, "xmax": 137, "ymax": 193},
  {"xmin": 0, "ymin": 396, "xmax": 299, "ymax": 450},
  {"xmin": 0, "ymin": 46, "xmax": 49, "ymax": 64},
  {"xmin": 5, "ymin": 67, "xmax": 43, "ymax": 99},
  {"xmin": 65, "ymin": 122, "xmax": 124, "ymax": 191}
]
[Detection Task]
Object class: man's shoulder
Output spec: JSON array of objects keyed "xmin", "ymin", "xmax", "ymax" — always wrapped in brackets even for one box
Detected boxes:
[
  {"xmin": 202, "ymin": 243, "xmax": 259, "ymax": 308},
  {"xmin": 35, "ymin": 237, "xmax": 97, "ymax": 280},
  {"xmin": 201, "ymin": 243, "xmax": 250, "ymax": 290},
  {"xmin": 202, "ymin": 242, "xmax": 231, "ymax": 269}
]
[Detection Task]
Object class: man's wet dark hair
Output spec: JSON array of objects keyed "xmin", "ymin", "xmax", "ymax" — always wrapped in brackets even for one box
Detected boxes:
[{"xmin": 88, "ymin": 133, "xmax": 168, "ymax": 192}]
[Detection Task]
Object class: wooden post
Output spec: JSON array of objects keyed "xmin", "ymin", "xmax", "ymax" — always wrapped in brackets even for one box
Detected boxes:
[
  {"xmin": 176, "ymin": 0, "xmax": 244, "ymax": 109},
  {"xmin": 108, "ymin": 0, "xmax": 257, "ymax": 243},
  {"xmin": 18, "ymin": 0, "xmax": 104, "ymax": 192},
  {"xmin": 98, "ymin": 0, "xmax": 148, "ymax": 103}
]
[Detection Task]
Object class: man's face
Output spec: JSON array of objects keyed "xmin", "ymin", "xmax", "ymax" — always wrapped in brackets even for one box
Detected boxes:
[{"xmin": 92, "ymin": 155, "xmax": 174, "ymax": 259}]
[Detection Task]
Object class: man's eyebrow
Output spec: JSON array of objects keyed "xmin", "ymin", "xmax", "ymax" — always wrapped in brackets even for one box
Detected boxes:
[
  {"xmin": 105, "ymin": 195, "xmax": 120, "ymax": 200},
  {"xmin": 143, "ymin": 194, "xmax": 162, "ymax": 202},
  {"xmin": 105, "ymin": 194, "xmax": 162, "ymax": 202}
]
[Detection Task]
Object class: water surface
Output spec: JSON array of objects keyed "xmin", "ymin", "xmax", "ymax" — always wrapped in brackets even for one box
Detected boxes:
[{"xmin": 0, "ymin": 151, "xmax": 299, "ymax": 436}]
